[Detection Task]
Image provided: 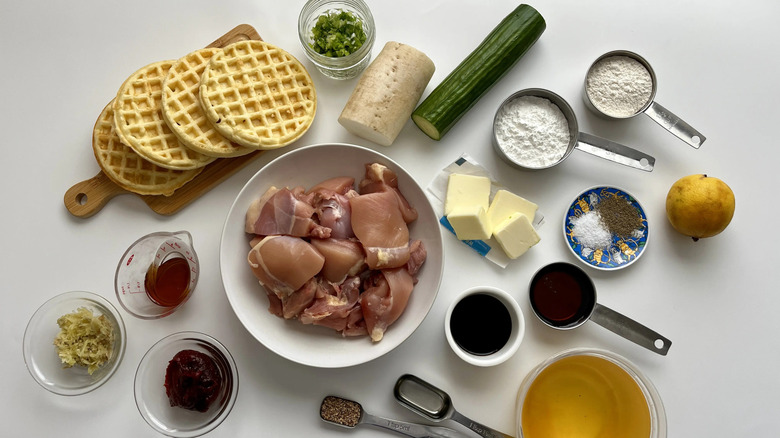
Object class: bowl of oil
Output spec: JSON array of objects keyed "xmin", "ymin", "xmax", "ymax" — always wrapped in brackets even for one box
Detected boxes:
[{"xmin": 516, "ymin": 348, "xmax": 666, "ymax": 438}]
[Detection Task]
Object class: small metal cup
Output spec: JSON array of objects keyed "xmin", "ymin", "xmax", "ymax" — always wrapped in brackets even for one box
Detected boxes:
[
  {"xmin": 584, "ymin": 50, "xmax": 706, "ymax": 148},
  {"xmin": 492, "ymin": 88, "xmax": 655, "ymax": 172}
]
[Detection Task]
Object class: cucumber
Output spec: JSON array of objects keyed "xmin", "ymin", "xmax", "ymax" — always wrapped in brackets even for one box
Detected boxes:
[{"xmin": 412, "ymin": 4, "xmax": 546, "ymax": 140}]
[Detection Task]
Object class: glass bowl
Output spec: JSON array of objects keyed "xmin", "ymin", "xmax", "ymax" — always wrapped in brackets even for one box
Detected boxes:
[
  {"xmin": 298, "ymin": 0, "xmax": 376, "ymax": 79},
  {"xmin": 134, "ymin": 331, "xmax": 239, "ymax": 438},
  {"xmin": 516, "ymin": 348, "xmax": 666, "ymax": 438},
  {"xmin": 23, "ymin": 291, "xmax": 126, "ymax": 396}
]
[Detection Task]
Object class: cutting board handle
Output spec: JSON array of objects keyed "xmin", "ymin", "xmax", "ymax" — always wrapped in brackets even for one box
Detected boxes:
[{"xmin": 65, "ymin": 172, "xmax": 129, "ymax": 218}]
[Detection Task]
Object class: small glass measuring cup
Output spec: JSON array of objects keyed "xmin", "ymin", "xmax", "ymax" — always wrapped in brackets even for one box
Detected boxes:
[
  {"xmin": 114, "ymin": 231, "xmax": 199, "ymax": 319},
  {"xmin": 583, "ymin": 50, "xmax": 706, "ymax": 148},
  {"xmin": 528, "ymin": 262, "xmax": 671, "ymax": 355},
  {"xmin": 492, "ymin": 88, "xmax": 655, "ymax": 172}
]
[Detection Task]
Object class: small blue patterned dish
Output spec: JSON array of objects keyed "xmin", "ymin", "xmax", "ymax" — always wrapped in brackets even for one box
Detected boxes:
[{"xmin": 563, "ymin": 186, "xmax": 648, "ymax": 270}]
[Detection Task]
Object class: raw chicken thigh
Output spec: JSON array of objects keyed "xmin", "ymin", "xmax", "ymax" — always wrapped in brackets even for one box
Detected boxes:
[{"xmin": 244, "ymin": 163, "xmax": 427, "ymax": 342}]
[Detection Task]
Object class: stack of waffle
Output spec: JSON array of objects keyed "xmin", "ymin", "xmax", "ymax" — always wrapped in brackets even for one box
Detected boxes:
[{"xmin": 93, "ymin": 40, "xmax": 317, "ymax": 196}]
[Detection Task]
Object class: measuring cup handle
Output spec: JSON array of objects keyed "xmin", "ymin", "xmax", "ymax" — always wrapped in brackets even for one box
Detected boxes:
[
  {"xmin": 450, "ymin": 411, "xmax": 514, "ymax": 438},
  {"xmin": 590, "ymin": 304, "xmax": 671, "ymax": 355},
  {"xmin": 644, "ymin": 101, "xmax": 705, "ymax": 148},
  {"xmin": 575, "ymin": 132, "xmax": 655, "ymax": 172}
]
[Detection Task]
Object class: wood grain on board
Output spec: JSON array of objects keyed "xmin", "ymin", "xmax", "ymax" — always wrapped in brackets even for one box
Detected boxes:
[{"xmin": 65, "ymin": 24, "xmax": 265, "ymax": 218}]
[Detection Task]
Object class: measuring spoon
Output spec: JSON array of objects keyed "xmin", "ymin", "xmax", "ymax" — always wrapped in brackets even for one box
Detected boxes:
[
  {"xmin": 492, "ymin": 88, "xmax": 655, "ymax": 172},
  {"xmin": 320, "ymin": 396, "xmax": 466, "ymax": 438},
  {"xmin": 394, "ymin": 374, "xmax": 513, "ymax": 438},
  {"xmin": 584, "ymin": 49, "xmax": 706, "ymax": 148},
  {"xmin": 529, "ymin": 262, "xmax": 671, "ymax": 355}
]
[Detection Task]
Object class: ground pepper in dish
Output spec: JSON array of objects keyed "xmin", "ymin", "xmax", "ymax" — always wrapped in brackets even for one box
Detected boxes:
[
  {"xmin": 320, "ymin": 396, "xmax": 362, "ymax": 427},
  {"xmin": 596, "ymin": 194, "xmax": 642, "ymax": 238},
  {"xmin": 310, "ymin": 10, "xmax": 366, "ymax": 57}
]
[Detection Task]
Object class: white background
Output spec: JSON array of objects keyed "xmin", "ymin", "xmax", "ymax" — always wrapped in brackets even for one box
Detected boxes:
[{"xmin": 2, "ymin": 0, "xmax": 778, "ymax": 436}]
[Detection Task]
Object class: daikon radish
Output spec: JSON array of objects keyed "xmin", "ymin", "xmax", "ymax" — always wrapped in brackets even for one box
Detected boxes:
[{"xmin": 338, "ymin": 42, "xmax": 435, "ymax": 146}]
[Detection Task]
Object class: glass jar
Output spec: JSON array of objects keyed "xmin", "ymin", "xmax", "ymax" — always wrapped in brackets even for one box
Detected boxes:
[{"xmin": 298, "ymin": 0, "xmax": 376, "ymax": 80}]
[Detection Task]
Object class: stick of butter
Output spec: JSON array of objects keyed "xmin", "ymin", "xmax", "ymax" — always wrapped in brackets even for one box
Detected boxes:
[
  {"xmin": 444, "ymin": 174, "xmax": 490, "ymax": 215},
  {"xmin": 487, "ymin": 189, "xmax": 538, "ymax": 230},
  {"xmin": 447, "ymin": 205, "xmax": 492, "ymax": 240},
  {"xmin": 493, "ymin": 213, "xmax": 540, "ymax": 259}
]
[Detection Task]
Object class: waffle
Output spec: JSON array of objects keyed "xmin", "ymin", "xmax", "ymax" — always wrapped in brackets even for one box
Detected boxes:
[
  {"xmin": 113, "ymin": 60, "xmax": 216, "ymax": 170},
  {"xmin": 161, "ymin": 48, "xmax": 253, "ymax": 158},
  {"xmin": 199, "ymin": 40, "xmax": 317, "ymax": 149},
  {"xmin": 93, "ymin": 101, "xmax": 201, "ymax": 196}
]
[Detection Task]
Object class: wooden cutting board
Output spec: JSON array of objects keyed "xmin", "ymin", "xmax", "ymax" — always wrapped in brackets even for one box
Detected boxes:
[{"xmin": 65, "ymin": 24, "xmax": 265, "ymax": 218}]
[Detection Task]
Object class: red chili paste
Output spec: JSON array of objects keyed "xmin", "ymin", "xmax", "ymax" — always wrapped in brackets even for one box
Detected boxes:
[{"xmin": 164, "ymin": 349, "xmax": 222, "ymax": 412}]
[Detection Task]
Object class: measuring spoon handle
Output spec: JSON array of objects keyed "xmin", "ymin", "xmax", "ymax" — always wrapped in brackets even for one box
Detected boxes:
[
  {"xmin": 644, "ymin": 101, "xmax": 705, "ymax": 148},
  {"xmin": 450, "ymin": 411, "xmax": 514, "ymax": 438},
  {"xmin": 590, "ymin": 303, "xmax": 672, "ymax": 355},
  {"xmin": 575, "ymin": 132, "xmax": 655, "ymax": 172},
  {"xmin": 361, "ymin": 412, "xmax": 467, "ymax": 438}
]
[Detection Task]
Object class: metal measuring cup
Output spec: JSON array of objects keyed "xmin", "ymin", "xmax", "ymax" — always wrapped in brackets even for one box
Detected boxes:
[
  {"xmin": 528, "ymin": 262, "xmax": 671, "ymax": 356},
  {"xmin": 492, "ymin": 88, "xmax": 655, "ymax": 172},
  {"xmin": 583, "ymin": 50, "xmax": 706, "ymax": 148}
]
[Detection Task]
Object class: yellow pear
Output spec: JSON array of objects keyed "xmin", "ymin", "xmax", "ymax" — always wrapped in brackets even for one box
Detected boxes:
[{"xmin": 665, "ymin": 174, "xmax": 735, "ymax": 241}]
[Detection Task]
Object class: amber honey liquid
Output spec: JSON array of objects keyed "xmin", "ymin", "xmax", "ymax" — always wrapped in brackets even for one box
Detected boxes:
[
  {"xmin": 145, "ymin": 255, "xmax": 191, "ymax": 307},
  {"xmin": 521, "ymin": 355, "xmax": 651, "ymax": 438}
]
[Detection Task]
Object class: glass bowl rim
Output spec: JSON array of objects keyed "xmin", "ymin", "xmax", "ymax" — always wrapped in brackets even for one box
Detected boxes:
[
  {"xmin": 133, "ymin": 330, "xmax": 239, "ymax": 438},
  {"xmin": 22, "ymin": 290, "xmax": 127, "ymax": 396},
  {"xmin": 515, "ymin": 347, "xmax": 666, "ymax": 438}
]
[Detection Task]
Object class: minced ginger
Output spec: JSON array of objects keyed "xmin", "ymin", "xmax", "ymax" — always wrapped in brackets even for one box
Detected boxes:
[{"xmin": 53, "ymin": 307, "xmax": 114, "ymax": 375}]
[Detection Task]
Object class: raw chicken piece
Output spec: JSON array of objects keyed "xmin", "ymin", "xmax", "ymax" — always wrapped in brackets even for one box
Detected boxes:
[
  {"xmin": 361, "ymin": 268, "xmax": 415, "ymax": 342},
  {"xmin": 300, "ymin": 277, "xmax": 361, "ymax": 332},
  {"xmin": 343, "ymin": 305, "xmax": 368, "ymax": 337},
  {"xmin": 265, "ymin": 290, "xmax": 283, "ymax": 317},
  {"xmin": 311, "ymin": 189, "xmax": 357, "ymax": 239},
  {"xmin": 308, "ymin": 176, "xmax": 356, "ymax": 196},
  {"xmin": 358, "ymin": 163, "xmax": 418, "ymax": 223},
  {"xmin": 310, "ymin": 238, "xmax": 365, "ymax": 284},
  {"xmin": 247, "ymin": 236, "xmax": 325, "ymax": 297},
  {"xmin": 245, "ymin": 186, "xmax": 331, "ymax": 238},
  {"xmin": 350, "ymin": 190, "xmax": 410, "ymax": 269},
  {"xmin": 281, "ymin": 278, "xmax": 318, "ymax": 319},
  {"xmin": 406, "ymin": 239, "xmax": 427, "ymax": 277}
]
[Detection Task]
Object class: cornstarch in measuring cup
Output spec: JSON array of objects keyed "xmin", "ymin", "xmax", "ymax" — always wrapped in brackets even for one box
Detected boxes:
[
  {"xmin": 586, "ymin": 56, "xmax": 653, "ymax": 118},
  {"xmin": 495, "ymin": 96, "xmax": 570, "ymax": 168}
]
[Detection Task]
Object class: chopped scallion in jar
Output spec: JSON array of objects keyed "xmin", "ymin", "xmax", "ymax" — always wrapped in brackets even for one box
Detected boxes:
[{"xmin": 309, "ymin": 10, "xmax": 366, "ymax": 57}]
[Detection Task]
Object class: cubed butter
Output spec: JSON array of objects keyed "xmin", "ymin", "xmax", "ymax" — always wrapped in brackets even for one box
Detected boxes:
[
  {"xmin": 487, "ymin": 189, "xmax": 538, "ymax": 230},
  {"xmin": 444, "ymin": 173, "xmax": 491, "ymax": 216},
  {"xmin": 493, "ymin": 213, "xmax": 540, "ymax": 259},
  {"xmin": 447, "ymin": 205, "xmax": 492, "ymax": 241}
]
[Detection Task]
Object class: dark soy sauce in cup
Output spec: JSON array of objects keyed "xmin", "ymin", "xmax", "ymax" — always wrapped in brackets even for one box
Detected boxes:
[
  {"xmin": 450, "ymin": 293, "xmax": 512, "ymax": 355},
  {"xmin": 529, "ymin": 263, "xmax": 596, "ymax": 328}
]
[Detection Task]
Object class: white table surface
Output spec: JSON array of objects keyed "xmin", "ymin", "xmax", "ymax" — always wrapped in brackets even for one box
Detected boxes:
[{"xmin": 3, "ymin": 0, "xmax": 778, "ymax": 436}]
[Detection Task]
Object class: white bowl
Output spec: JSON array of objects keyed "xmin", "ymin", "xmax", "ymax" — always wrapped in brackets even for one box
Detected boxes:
[
  {"xmin": 444, "ymin": 286, "xmax": 525, "ymax": 367},
  {"xmin": 220, "ymin": 143, "xmax": 444, "ymax": 368}
]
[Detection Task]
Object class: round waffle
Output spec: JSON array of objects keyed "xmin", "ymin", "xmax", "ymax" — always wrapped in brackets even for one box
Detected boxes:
[
  {"xmin": 199, "ymin": 40, "xmax": 317, "ymax": 149},
  {"xmin": 161, "ymin": 48, "xmax": 253, "ymax": 158},
  {"xmin": 113, "ymin": 60, "xmax": 216, "ymax": 170},
  {"xmin": 93, "ymin": 101, "xmax": 201, "ymax": 196}
]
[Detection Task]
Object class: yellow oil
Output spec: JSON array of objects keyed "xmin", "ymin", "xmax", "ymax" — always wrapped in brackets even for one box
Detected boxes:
[{"xmin": 521, "ymin": 355, "xmax": 651, "ymax": 438}]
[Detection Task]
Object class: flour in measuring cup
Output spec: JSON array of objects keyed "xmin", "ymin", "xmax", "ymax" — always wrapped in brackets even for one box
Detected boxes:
[
  {"xmin": 586, "ymin": 55, "xmax": 653, "ymax": 118},
  {"xmin": 494, "ymin": 96, "xmax": 570, "ymax": 168}
]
